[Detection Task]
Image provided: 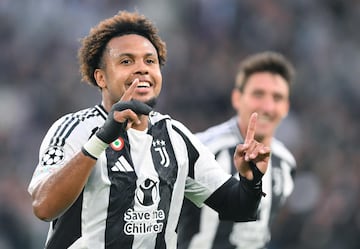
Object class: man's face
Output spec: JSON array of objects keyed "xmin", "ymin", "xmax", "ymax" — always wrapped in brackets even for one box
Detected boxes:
[
  {"xmin": 95, "ymin": 34, "xmax": 162, "ymax": 108},
  {"xmin": 232, "ymin": 72, "xmax": 290, "ymax": 141}
]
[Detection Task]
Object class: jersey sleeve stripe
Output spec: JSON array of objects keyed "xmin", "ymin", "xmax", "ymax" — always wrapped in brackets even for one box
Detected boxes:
[{"xmin": 49, "ymin": 107, "xmax": 101, "ymax": 147}]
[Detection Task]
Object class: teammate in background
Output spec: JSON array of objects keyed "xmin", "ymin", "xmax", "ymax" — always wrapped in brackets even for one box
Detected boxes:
[
  {"xmin": 27, "ymin": 11, "xmax": 271, "ymax": 249},
  {"xmin": 178, "ymin": 51, "xmax": 297, "ymax": 249}
]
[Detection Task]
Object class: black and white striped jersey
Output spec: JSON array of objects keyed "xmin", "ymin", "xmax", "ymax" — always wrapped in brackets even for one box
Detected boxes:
[
  {"xmin": 178, "ymin": 117, "xmax": 296, "ymax": 249},
  {"xmin": 28, "ymin": 106, "xmax": 261, "ymax": 249}
]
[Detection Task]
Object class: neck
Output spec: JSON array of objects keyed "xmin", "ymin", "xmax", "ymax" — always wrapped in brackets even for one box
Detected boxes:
[{"xmin": 101, "ymin": 99, "xmax": 113, "ymax": 113}]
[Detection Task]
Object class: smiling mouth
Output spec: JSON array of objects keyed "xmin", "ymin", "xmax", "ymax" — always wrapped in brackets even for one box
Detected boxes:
[
  {"xmin": 258, "ymin": 114, "xmax": 271, "ymax": 122},
  {"xmin": 137, "ymin": 81, "xmax": 151, "ymax": 88}
]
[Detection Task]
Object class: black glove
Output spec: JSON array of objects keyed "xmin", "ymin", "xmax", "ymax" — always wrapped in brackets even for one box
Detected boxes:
[
  {"xmin": 96, "ymin": 100, "xmax": 152, "ymax": 144},
  {"xmin": 239, "ymin": 161, "xmax": 266, "ymax": 197}
]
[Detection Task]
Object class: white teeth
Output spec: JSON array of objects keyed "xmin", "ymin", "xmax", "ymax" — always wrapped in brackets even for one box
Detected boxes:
[
  {"xmin": 258, "ymin": 115, "xmax": 271, "ymax": 122},
  {"xmin": 137, "ymin": 82, "xmax": 150, "ymax": 88}
]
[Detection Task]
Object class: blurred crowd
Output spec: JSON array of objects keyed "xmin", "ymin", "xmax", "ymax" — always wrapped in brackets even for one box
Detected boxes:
[{"xmin": 0, "ymin": 0, "xmax": 359, "ymax": 248}]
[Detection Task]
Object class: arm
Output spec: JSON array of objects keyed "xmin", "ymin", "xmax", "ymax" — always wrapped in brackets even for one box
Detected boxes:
[
  {"xmin": 31, "ymin": 98, "xmax": 152, "ymax": 221},
  {"xmin": 31, "ymin": 152, "xmax": 96, "ymax": 221},
  {"xmin": 205, "ymin": 163, "xmax": 264, "ymax": 221},
  {"xmin": 206, "ymin": 113, "xmax": 270, "ymax": 221}
]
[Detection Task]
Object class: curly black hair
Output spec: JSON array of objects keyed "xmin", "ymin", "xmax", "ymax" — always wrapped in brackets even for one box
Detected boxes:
[{"xmin": 78, "ymin": 10, "xmax": 167, "ymax": 87}]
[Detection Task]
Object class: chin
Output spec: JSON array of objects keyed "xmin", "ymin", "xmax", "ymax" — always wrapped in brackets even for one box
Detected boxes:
[
  {"xmin": 131, "ymin": 97, "xmax": 157, "ymax": 108},
  {"xmin": 144, "ymin": 98, "xmax": 157, "ymax": 108},
  {"xmin": 254, "ymin": 134, "xmax": 266, "ymax": 142}
]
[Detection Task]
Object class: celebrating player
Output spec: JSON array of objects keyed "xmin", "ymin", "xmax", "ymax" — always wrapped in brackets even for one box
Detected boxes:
[{"xmin": 28, "ymin": 11, "xmax": 270, "ymax": 249}]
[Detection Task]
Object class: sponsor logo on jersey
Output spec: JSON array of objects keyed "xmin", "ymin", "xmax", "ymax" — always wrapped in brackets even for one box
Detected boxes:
[
  {"xmin": 111, "ymin": 156, "xmax": 134, "ymax": 172},
  {"xmin": 152, "ymin": 139, "xmax": 170, "ymax": 167},
  {"xmin": 123, "ymin": 178, "xmax": 164, "ymax": 235},
  {"xmin": 41, "ymin": 146, "xmax": 65, "ymax": 166},
  {"xmin": 123, "ymin": 208, "xmax": 165, "ymax": 235},
  {"xmin": 135, "ymin": 178, "xmax": 159, "ymax": 206},
  {"xmin": 110, "ymin": 137, "xmax": 125, "ymax": 151}
]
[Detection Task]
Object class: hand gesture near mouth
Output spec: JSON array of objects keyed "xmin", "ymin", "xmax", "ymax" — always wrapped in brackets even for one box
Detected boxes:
[{"xmin": 97, "ymin": 79, "xmax": 152, "ymax": 143}]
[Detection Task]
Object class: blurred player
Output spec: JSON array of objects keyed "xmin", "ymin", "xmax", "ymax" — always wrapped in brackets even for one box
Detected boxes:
[{"xmin": 178, "ymin": 51, "xmax": 297, "ymax": 249}]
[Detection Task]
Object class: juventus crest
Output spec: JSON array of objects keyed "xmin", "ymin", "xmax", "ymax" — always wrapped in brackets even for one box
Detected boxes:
[{"xmin": 152, "ymin": 139, "xmax": 170, "ymax": 167}]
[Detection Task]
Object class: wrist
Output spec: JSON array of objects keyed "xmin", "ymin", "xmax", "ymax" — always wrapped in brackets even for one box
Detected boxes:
[
  {"xmin": 239, "ymin": 174, "xmax": 266, "ymax": 197},
  {"xmin": 82, "ymin": 135, "xmax": 108, "ymax": 159},
  {"xmin": 239, "ymin": 161, "xmax": 266, "ymax": 197}
]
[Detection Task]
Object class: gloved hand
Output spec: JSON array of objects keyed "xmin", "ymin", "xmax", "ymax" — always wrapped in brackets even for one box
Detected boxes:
[
  {"xmin": 96, "ymin": 100, "xmax": 152, "ymax": 144},
  {"xmin": 82, "ymin": 99, "xmax": 152, "ymax": 159}
]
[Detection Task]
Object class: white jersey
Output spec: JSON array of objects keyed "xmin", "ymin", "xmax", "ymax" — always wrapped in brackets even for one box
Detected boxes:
[
  {"xmin": 28, "ymin": 105, "xmax": 262, "ymax": 249},
  {"xmin": 178, "ymin": 117, "xmax": 296, "ymax": 249}
]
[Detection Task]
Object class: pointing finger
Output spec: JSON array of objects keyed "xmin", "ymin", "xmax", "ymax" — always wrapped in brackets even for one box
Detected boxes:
[
  {"xmin": 244, "ymin": 112, "xmax": 258, "ymax": 145},
  {"xmin": 121, "ymin": 78, "xmax": 139, "ymax": 101}
]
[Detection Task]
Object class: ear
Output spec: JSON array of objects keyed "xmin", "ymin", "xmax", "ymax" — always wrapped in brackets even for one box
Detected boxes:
[
  {"xmin": 231, "ymin": 89, "xmax": 241, "ymax": 110},
  {"xmin": 94, "ymin": 69, "xmax": 106, "ymax": 88}
]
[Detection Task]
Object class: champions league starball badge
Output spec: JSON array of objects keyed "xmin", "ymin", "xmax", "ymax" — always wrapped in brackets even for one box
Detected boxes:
[{"xmin": 41, "ymin": 146, "xmax": 65, "ymax": 166}]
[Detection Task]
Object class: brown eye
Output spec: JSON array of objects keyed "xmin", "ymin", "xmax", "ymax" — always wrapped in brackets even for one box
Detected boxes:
[
  {"xmin": 145, "ymin": 55, "xmax": 159, "ymax": 65},
  {"xmin": 273, "ymin": 94, "xmax": 285, "ymax": 102},
  {"xmin": 146, "ymin": 59, "xmax": 155, "ymax": 64},
  {"xmin": 252, "ymin": 91, "xmax": 264, "ymax": 98},
  {"xmin": 121, "ymin": 59, "xmax": 131, "ymax": 64}
]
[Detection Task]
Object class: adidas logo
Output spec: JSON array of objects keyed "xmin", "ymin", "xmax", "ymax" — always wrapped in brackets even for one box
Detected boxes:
[{"xmin": 111, "ymin": 156, "xmax": 134, "ymax": 172}]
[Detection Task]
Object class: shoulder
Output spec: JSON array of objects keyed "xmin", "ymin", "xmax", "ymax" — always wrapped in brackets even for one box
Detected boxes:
[
  {"xmin": 196, "ymin": 117, "xmax": 241, "ymax": 150},
  {"xmin": 271, "ymin": 138, "xmax": 296, "ymax": 168},
  {"xmin": 43, "ymin": 105, "xmax": 106, "ymax": 146},
  {"xmin": 53, "ymin": 105, "xmax": 103, "ymax": 120},
  {"xmin": 150, "ymin": 111, "xmax": 191, "ymax": 136},
  {"xmin": 53, "ymin": 105, "xmax": 106, "ymax": 127},
  {"xmin": 150, "ymin": 111, "xmax": 205, "ymax": 152},
  {"xmin": 71, "ymin": 105, "xmax": 107, "ymax": 122},
  {"xmin": 149, "ymin": 111, "xmax": 171, "ymax": 124}
]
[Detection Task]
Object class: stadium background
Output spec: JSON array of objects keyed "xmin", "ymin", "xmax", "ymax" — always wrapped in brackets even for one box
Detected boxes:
[{"xmin": 0, "ymin": 0, "xmax": 359, "ymax": 248}]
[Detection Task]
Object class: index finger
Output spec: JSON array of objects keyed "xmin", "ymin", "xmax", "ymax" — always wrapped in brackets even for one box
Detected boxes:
[
  {"xmin": 120, "ymin": 78, "xmax": 139, "ymax": 101},
  {"xmin": 244, "ymin": 112, "xmax": 258, "ymax": 144}
]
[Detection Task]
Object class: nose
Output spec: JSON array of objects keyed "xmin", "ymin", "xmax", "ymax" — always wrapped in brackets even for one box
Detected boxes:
[
  {"xmin": 133, "ymin": 61, "xmax": 149, "ymax": 75},
  {"xmin": 260, "ymin": 96, "xmax": 276, "ymax": 113}
]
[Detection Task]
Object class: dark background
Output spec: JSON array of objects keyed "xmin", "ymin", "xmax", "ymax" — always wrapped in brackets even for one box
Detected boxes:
[{"xmin": 0, "ymin": 1, "xmax": 359, "ymax": 248}]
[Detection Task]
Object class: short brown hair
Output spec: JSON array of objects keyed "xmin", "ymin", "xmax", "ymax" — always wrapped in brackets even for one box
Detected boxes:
[
  {"xmin": 78, "ymin": 10, "xmax": 167, "ymax": 86},
  {"xmin": 235, "ymin": 51, "xmax": 295, "ymax": 92}
]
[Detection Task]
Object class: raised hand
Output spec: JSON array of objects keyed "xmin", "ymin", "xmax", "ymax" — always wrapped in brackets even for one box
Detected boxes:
[
  {"xmin": 96, "ymin": 79, "xmax": 152, "ymax": 144},
  {"xmin": 96, "ymin": 99, "xmax": 152, "ymax": 144},
  {"xmin": 233, "ymin": 112, "xmax": 271, "ymax": 180}
]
